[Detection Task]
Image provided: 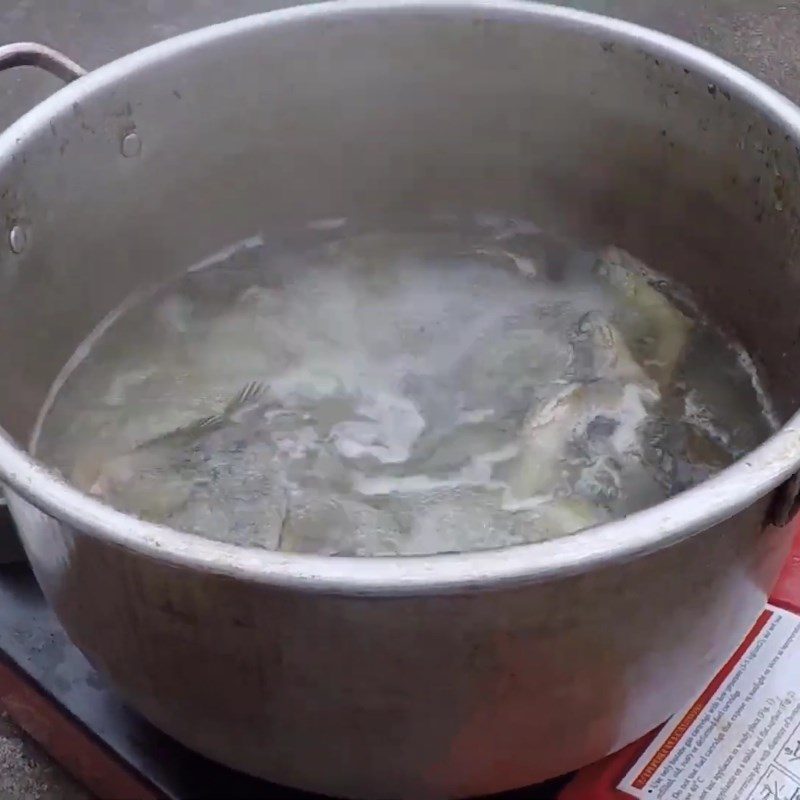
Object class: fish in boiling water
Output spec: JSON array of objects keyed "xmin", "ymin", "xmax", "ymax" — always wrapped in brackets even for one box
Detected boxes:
[
  {"xmin": 89, "ymin": 382, "xmax": 293, "ymax": 547},
  {"xmin": 33, "ymin": 225, "xmax": 777, "ymax": 556}
]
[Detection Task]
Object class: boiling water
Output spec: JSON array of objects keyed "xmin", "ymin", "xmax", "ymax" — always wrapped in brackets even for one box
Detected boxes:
[{"xmin": 33, "ymin": 219, "xmax": 777, "ymax": 556}]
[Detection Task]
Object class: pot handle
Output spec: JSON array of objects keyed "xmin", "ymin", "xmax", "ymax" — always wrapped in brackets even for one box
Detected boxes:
[
  {"xmin": 0, "ymin": 42, "xmax": 86, "ymax": 83},
  {"xmin": 0, "ymin": 43, "xmax": 84, "ymax": 563}
]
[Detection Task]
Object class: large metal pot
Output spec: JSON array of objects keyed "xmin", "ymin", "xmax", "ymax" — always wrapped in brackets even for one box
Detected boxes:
[{"xmin": 1, "ymin": 2, "xmax": 800, "ymax": 796}]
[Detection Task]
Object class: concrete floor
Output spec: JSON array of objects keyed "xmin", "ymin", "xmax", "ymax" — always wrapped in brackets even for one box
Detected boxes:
[
  {"xmin": 0, "ymin": 713, "xmax": 88, "ymax": 800},
  {"xmin": 0, "ymin": 0, "xmax": 798, "ymax": 797}
]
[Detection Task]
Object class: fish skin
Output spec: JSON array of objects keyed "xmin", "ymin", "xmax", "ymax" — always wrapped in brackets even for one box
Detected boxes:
[
  {"xmin": 88, "ymin": 382, "xmax": 281, "ymax": 524},
  {"xmin": 506, "ymin": 312, "xmax": 661, "ymax": 518}
]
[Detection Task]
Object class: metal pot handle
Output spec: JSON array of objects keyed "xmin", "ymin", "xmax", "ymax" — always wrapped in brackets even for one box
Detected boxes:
[{"xmin": 0, "ymin": 42, "xmax": 86, "ymax": 83}]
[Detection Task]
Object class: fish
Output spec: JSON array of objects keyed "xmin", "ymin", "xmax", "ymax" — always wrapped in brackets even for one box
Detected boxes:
[
  {"xmin": 505, "ymin": 313, "xmax": 660, "ymax": 519},
  {"xmin": 534, "ymin": 496, "xmax": 611, "ymax": 537},
  {"xmin": 567, "ymin": 310, "xmax": 653, "ymax": 385},
  {"xmin": 596, "ymin": 247, "xmax": 693, "ymax": 388},
  {"xmin": 88, "ymin": 382, "xmax": 292, "ymax": 547},
  {"xmin": 504, "ymin": 380, "xmax": 658, "ymax": 507}
]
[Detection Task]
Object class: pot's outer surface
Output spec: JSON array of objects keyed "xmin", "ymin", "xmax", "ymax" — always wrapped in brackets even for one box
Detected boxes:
[
  {"xmin": 5, "ymin": 490, "xmax": 792, "ymax": 797},
  {"xmin": 1, "ymin": 2, "xmax": 800, "ymax": 797}
]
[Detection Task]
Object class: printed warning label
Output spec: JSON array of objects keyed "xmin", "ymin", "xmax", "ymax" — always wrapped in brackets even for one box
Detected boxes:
[{"xmin": 618, "ymin": 605, "xmax": 800, "ymax": 799}]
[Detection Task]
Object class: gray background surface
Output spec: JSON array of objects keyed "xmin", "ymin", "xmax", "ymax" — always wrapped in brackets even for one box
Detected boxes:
[{"xmin": 0, "ymin": 1, "xmax": 797, "ymax": 797}]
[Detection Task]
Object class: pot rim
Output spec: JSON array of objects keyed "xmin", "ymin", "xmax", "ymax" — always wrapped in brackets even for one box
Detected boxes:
[{"xmin": 2, "ymin": 0, "xmax": 800, "ymax": 595}]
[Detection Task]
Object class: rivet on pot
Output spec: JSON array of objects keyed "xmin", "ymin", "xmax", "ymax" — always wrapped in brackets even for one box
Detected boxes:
[
  {"xmin": 8, "ymin": 224, "xmax": 26, "ymax": 254},
  {"xmin": 121, "ymin": 131, "xmax": 142, "ymax": 158}
]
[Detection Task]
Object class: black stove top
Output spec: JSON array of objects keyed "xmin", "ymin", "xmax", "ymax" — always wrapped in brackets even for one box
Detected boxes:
[{"xmin": 0, "ymin": 504, "xmax": 569, "ymax": 799}]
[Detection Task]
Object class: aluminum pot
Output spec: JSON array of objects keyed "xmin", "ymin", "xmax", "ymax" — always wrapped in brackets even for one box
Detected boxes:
[{"xmin": 1, "ymin": 2, "xmax": 800, "ymax": 797}]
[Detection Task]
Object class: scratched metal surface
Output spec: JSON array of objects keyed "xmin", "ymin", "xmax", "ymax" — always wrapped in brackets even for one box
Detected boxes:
[
  {"xmin": 0, "ymin": 0, "xmax": 797, "ymax": 798},
  {"xmin": 0, "ymin": 0, "xmax": 798, "ymax": 136},
  {"xmin": 0, "ymin": 514, "xmax": 566, "ymax": 797}
]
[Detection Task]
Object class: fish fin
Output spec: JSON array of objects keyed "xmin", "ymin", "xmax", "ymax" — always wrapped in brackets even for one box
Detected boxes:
[
  {"xmin": 134, "ymin": 413, "xmax": 227, "ymax": 449},
  {"xmin": 225, "ymin": 380, "xmax": 267, "ymax": 414},
  {"xmin": 191, "ymin": 413, "xmax": 228, "ymax": 430},
  {"xmin": 133, "ymin": 382, "xmax": 268, "ymax": 450}
]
